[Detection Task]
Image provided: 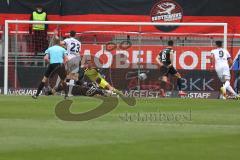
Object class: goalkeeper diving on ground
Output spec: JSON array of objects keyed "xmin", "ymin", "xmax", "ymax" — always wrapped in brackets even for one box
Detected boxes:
[{"xmin": 43, "ymin": 59, "xmax": 122, "ymax": 97}]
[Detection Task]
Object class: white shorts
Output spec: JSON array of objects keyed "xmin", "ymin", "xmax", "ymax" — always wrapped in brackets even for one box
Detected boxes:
[
  {"xmin": 66, "ymin": 55, "xmax": 81, "ymax": 73},
  {"xmin": 216, "ymin": 66, "xmax": 230, "ymax": 82}
]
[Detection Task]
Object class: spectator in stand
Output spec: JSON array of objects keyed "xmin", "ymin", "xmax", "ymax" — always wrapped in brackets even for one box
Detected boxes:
[{"xmin": 29, "ymin": 5, "xmax": 48, "ymax": 55}]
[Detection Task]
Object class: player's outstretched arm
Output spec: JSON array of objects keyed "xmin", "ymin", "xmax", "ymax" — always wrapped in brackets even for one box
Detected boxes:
[
  {"xmin": 53, "ymin": 29, "xmax": 66, "ymax": 46},
  {"xmin": 80, "ymin": 55, "xmax": 86, "ymax": 67},
  {"xmin": 44, "ymin": 54, "xmax": 50, "ymax": 63},
  {"xmin": 60, "ymin": 40, "xmax": 66, "ymax": 46},
  {"xmin": 168, "ymin": 51, "xmax": 175, "ymax": 68},
  {"xmin": 156, "ymin": 55, "xmax": 163, "ymax": 67},
  {"xmin": 53, "ymin": 29, "xmax": 59, "ymax": 39},
  {"xmin": 63, "ymin": 55, "xmax": 68, "ymax": 64}
]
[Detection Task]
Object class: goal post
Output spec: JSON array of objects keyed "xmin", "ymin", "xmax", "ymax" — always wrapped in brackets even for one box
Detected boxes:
[{"xmin": 3, "ymin": 20, "xmax": 228, "ymax": 95}]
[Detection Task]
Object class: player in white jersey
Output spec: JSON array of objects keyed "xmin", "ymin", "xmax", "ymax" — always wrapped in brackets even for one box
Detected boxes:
[
  {"xmin": 62, "ymin": 30, "xmax": 81, "ymax": 73},
  {"xmin": 210, "ymin": 41, "xmax": 240, "ymax": 99},
  {"xmin": 55, "ymin": 30, "xmax": 81, "ymax": 96}
]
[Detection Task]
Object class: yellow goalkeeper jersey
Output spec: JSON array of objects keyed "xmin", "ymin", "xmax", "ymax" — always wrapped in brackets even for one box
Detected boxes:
[
  {"xmin": 84, "ymin": 68, "xmax": 109, "ymax": 88},
  {"xmin": 84, "ymin": 68, "xmax": 101, "ymax": 81}
]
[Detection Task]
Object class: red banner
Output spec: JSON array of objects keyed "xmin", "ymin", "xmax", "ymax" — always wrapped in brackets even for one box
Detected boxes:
[{"xmin": 81, "ymin": 44, "xmax": 240, "ymax": 70}]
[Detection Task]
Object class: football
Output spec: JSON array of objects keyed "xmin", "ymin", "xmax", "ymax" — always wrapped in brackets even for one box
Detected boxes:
[{"xmin": 138, "ymin": 73, "xmax": 147, "ymax": 80}]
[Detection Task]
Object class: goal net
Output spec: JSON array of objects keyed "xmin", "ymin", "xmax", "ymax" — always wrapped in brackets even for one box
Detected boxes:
[{"xmin": 2, "ymin": 20, "xmax": 239, "ymax": 98}]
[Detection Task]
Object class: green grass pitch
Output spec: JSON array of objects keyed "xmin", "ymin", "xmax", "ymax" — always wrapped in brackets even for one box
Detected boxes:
[{"xmin": 0, "ymin": 96, "xmax": 240, "ymax": 160}]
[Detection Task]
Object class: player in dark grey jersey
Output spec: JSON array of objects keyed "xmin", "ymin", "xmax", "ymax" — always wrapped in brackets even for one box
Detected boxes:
[{"xmin": 156, "ymin": 40, "xmax": 186, "ymax": 96}]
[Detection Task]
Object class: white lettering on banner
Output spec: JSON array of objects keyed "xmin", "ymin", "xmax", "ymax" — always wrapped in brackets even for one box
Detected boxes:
[
  {"xmin": 173, "ymin": 52, "xmax": 177, "ymax": 68},
  {"xmin": 7, "ymin": 89, "xmax": 38, "ymax": 95},
  {"xmin": 190, "ymin": 78, "xmax": 201, "ymax": 91},
  {"xmin": 179, "ymin": 51, "xmax": 198, "ymax": 69},
  {"xmin": 152, "ymin": 13, "xmax": 182, "ymax": 21},
  {"xmin": 181, "ymin": 78, "xmax": 188, "ymax": 90},
  {"xmin": 201, "ymin": 51, "xmax": 211, "ymax": 70},
  {"xmin": 146, "ymin": 51, "xmax": 158, "ymax": 69},
  {"xmin": 182, "ymin": 78, "xmax": 214, "ymax": 91},
  {"xmin": 187, "ymin": 92, "xmax": 211, "ymax": 99},
  {"xmin": 80, "ymin": 46, "xmax": 240, "ymax": 70},
  {"xmin": 125, "ymin": 90, "xmax": 161, "ymax": 98},
  {"xmin": 116, "ymin": 50, "xmax": 130, "ymax": 68},
  {"xmin": 132, "ymin": 50, "xmax": 144, "ymax": 69},
  {"xmin": 95, "ymin": 50, "xmax": 112, "ymax": 68},
  {"xmin": 203, "ymin": 79, "xmax": 214, "ymax": 90}
]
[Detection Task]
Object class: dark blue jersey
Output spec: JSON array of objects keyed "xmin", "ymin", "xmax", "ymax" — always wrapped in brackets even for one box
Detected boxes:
[{"xmin": 159, "ymin": 47, "xmax": 174, "ymax": 66}]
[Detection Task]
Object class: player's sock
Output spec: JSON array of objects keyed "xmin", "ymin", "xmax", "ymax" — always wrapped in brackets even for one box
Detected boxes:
[
  {"xmin": 68, "ymin": 79, "xmax": 75, "ymax": 96},
  {"xmin": 68, "ymin": 86, "xmax": 73, "ymax": 95},
  {"xmin": 226, "ymin": 85, "xmax": 237, "ymax": 96},
  {"xmin": 224, "ymin": 80, "xmax": 237, "ymax": 96},
  {"xmin": 160, "ymin": 81, "xmax": 167, "ymax": 97},
  {"xmin": 223, "ymin": 80, "xmax": 230, "ymax": 89},
  {"xmin": 36, "ymin": 82, "xmax": 45, "ymax": 96},
  {"xmin": 177, "ymin": 78, "xmax": 183, "ymax": 91},
  {"xmin": 61, "ymin": 82, "xmax": 68, "ymax": 98}
]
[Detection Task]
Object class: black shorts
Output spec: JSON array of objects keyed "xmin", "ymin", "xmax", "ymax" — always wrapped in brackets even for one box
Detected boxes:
[
  {"xmin": 44, "ymin": 63, "xmax": 67, "ymax": 80},
  {"xmin": 160, "ymin": 66, "xmax": 178, "ymax": 76}
]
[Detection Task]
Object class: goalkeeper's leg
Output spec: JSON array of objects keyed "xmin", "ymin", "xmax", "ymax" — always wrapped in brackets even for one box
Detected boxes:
[{"xmin": 96, "ymin": 77, "xmax": 122, "ymax": 95}]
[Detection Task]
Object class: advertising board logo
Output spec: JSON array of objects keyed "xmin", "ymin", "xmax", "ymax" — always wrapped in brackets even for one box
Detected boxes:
[{"xmin": 150, "ymin": 0, "xmax": 183, "ymax": 32}]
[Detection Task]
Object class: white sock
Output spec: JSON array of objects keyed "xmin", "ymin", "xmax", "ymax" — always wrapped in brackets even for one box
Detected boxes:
[
  {"xmin": 224, "ymin": 81, "xmax": 230, "ymax": 89},
  {"xmin": 55, "ymin": 76, "xmax": 61, "ymax": 88},
  {"xmin": 68, "ymin": 86, "xmax": 73, "ymax": 95},
  {"xmin": 225, "ymin": 80, "xmax": 237, "ymax": 96},
  {"xmin": 227, "ymin": 85, "xmax": 237, "ymax": 96},
  {"xmin": 219, "ymin": 93, "xmax": 223, "ymax": 99},
  {"xmin": 68, "ymin": 79, "xmax": 75, "ymax": 95}
]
